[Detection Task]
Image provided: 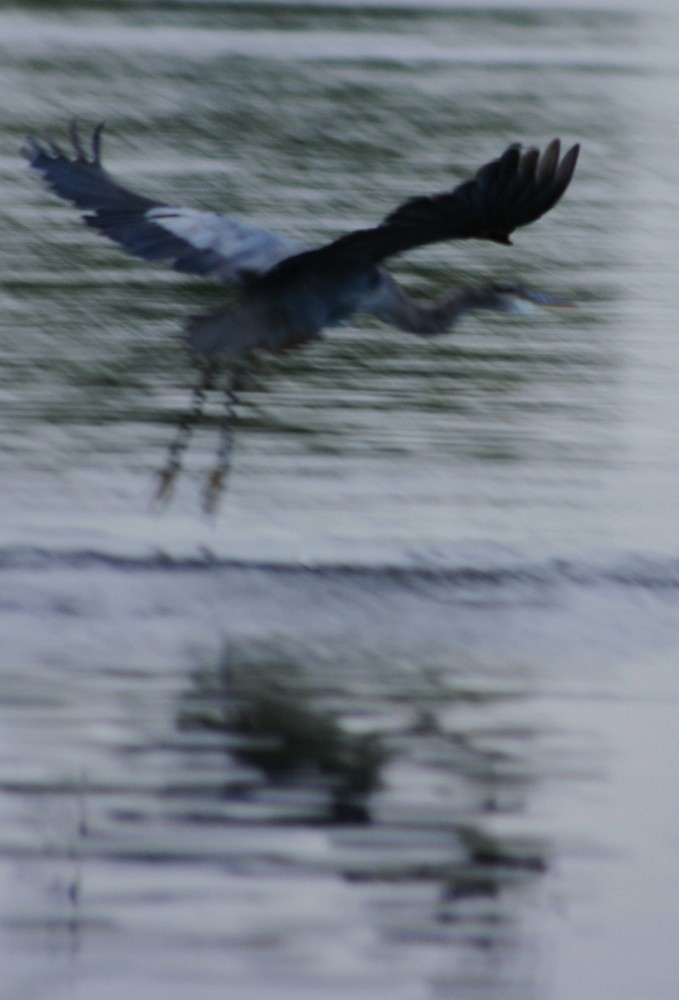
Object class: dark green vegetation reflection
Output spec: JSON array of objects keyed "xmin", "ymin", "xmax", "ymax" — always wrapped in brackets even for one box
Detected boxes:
[{"xmin": 176, "ymin": 639, "xmax": 548, "ymax": 986}]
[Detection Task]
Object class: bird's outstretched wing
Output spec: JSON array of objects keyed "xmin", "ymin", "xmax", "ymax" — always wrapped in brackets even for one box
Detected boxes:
[
  {"xmin": 379, "ymin": 139, "xmax": 579, "ymax": 250},
  {"xmin": 262, "ymin": 139, "xmax": 579, "ymax": 283},
  {"xmin": 22, "ymin": 122, "xmax": 303, "ymax": 286}
]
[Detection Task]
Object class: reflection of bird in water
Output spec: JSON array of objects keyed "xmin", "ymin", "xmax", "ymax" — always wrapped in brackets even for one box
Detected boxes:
[{"xmin": 24, "ymin": 123, "xmax": 579, "ymax": 513}]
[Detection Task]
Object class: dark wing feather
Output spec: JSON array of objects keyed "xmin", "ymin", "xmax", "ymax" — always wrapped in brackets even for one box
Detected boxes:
[
  {"xmin": 376, "ymin": 138, "xmax": 579, "ymax": 252},
  {"xmin": 22, "ymin": 122, "xmax": 302, "ymax": 282},
  {"xmin": 22, "ymin": 122, "xmax": 181, "ymax": 262},
  {"xmin": 263, "ymin": 139, "xmax": 579, "ymax": 285}
]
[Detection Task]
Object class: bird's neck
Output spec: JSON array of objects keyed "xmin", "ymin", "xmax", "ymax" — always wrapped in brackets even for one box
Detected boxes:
[{"xmin": 410, "ymin": 285, "xmax": 502, "ymax": 336}]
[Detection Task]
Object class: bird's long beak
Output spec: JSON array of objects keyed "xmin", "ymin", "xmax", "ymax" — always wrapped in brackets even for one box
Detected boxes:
[
  {"xmin": 500, "ymin": 287, "xmax": 577, "ymax": 315},
  {"xmin": 520, "ymin": 289, "xmax": 577, "ymax": 311}
]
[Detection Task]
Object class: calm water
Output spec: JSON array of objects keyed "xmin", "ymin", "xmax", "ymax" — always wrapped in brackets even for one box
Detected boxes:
[{"xmin": 2, "ymin": 2, "xmax": 679, "ymax": 998}]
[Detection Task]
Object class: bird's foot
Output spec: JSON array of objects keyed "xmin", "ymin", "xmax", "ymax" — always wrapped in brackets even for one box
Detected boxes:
[
  {"xmin": 202, "ymin": 466, "xmax": 228, "ymax": 516},
  {"xmin": 153, "ymin": 462, "xmax": 180, "ymax": 509}
]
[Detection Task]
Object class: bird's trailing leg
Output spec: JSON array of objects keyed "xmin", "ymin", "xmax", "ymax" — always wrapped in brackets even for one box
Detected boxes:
[
  {"xmin": 202, "ymin": 363, "xmax": 249, "ymax": 515},
  {"xmin": 154, "ymin": 360, "xmax": 215, "ymax": 508}
]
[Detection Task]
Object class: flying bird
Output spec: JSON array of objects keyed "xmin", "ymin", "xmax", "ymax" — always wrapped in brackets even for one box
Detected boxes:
[{"xmin": 23, "ymin": 122, "xmax": 579, "ymax": 512}]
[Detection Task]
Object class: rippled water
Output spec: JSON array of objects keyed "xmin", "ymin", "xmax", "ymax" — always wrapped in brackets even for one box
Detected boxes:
[{"xmin": 2, "ymin": 2, "xmax": 679, "ymax": 999}]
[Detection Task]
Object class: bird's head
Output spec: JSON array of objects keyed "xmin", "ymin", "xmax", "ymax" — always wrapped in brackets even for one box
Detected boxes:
[{"xmin": 488, "ymin": 282, "xmax": 576, "ymax": 314}]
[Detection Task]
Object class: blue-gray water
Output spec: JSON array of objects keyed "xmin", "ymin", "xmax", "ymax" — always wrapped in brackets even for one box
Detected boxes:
[{"xmin": 2, "ymin": 2, "xmax": 679, "ymax": 999}]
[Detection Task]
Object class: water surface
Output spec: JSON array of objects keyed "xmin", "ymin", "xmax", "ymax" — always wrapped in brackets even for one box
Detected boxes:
[{"xmin": 1, "ymin": 2, "xmax": 679, "ymax": 999}]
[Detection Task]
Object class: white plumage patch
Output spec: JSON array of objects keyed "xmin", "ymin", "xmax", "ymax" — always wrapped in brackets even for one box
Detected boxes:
[{"xmin": 146, "ymin": 207, "xmax": 303, "ymax": 283}]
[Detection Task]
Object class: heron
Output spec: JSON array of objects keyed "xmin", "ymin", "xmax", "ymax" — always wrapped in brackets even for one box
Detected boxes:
[{"xmin": 23, "ymin": 123, "xmax": 579, "ymax": 513}]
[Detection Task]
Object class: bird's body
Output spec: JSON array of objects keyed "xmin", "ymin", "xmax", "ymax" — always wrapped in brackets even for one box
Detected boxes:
[{"xmin": 23, "ymin": 123, "xmax": 580, "ymax": 510}]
